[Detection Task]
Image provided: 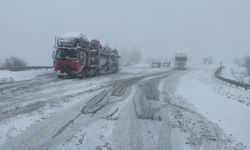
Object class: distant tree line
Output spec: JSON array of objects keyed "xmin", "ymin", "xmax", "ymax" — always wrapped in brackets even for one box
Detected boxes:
[{"xmin": 1, "ymin": 56, "xmax": 27, "ymax": 67}]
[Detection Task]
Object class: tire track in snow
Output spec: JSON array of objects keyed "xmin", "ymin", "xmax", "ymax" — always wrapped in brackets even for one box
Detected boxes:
[
  {"xmin": 131, "ymin": 72, "xmax": 174, "ymax": 150},
  {"xmin": 0, "ymin": 71, "xmax": 172, "ymax": 150}
]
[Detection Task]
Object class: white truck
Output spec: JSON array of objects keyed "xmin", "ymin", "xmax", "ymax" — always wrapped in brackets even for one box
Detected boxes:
[{"xmin": 175, "ymin": 53, "xmax": 187, "ymax": 70}]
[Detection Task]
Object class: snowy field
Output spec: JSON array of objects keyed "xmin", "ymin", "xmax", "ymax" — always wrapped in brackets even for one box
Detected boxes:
[{"xmin": 0, "ymin": 64, "xmax": 249, "ymax": 150}]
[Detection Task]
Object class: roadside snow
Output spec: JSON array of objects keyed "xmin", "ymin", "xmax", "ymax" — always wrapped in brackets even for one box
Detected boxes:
[
  {"xmin": 222, "ymin": 65, "xmax": 250, "ymax": 84},
  {"xmin": 177, "ymin": 65, "xmax": 250, "ymax": 149},
  {"xmin": 221, "ymin": 67, "xmax": 235, "ymax": 80},
  {"xmin": 0, "ymin": 69, "xmax": 52, "ymax": 82}
]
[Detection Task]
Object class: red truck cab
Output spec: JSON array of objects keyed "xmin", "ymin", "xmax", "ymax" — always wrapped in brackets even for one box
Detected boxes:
[
  {"xmin": 53, "ymin": 48, "xmax": 87, "ymax": 78},
  {"xmin": 53, "ymin": 33, "xmax": 120, "ymax": 78}
]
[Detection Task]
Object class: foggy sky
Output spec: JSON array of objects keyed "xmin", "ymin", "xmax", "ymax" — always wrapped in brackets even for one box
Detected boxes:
[{"xmin": 0, "ymin": 0, "xmax": 249, "ymax": 65}]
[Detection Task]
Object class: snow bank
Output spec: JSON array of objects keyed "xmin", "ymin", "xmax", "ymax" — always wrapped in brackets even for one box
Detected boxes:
[
  {"xmin": 177, "ymin": 65, "xmax": 250, "ymax": 149},
  {"xmin": 0, "ymin": 69, "xmax": 52, "ymax": 82},
  {"xmin": 221, "ymin": 67, "xmax": 234, "ymax": 80},
  {"xmin": 222, "ymin": 64, "xmax": 250, "ymax": 84}
]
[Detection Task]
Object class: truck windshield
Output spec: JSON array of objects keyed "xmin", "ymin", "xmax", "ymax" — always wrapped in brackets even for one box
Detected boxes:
[
  {"xmin": 175, "ymin": 57, "xmax": 187, "ymax": 61},
  {"xmin": 56, "ymin": 50, "xmax": 78, "ymax": 60}
]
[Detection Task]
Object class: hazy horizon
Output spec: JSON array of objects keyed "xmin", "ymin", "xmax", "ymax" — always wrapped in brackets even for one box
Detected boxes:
[{"xmin": 0, "ymin": 0, "xmax": 249, "ymax": 65}]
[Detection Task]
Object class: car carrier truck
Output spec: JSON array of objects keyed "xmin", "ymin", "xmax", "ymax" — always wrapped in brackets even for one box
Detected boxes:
[{"xmin": 53, "ymin": 33, "xmax": 120, "ymax": 78}]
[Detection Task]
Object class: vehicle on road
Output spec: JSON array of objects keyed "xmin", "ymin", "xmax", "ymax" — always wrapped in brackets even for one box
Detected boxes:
[
  {"xmin": 162, "ymin": 61, "xmax": 171, "ymax": 67},
  {"xmin": 53, "ymin": 33, "xmax": 120, "ymax": 78},
  {"xmin": 151, "ymin": 61, "xmax": 161, "ymax": 68},
  {"xmin": 175, "ymin": 53, "xmax": 187, "ymax": 70}
]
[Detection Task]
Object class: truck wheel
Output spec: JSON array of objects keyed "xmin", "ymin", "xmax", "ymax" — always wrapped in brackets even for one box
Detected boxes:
[
  {"xmin": 58, "ymin": 75, "xmax": 64, "ymax": 79},
  {"xmin": 79, "ymin": 69, "xmax": 85, "ymax": 79}
]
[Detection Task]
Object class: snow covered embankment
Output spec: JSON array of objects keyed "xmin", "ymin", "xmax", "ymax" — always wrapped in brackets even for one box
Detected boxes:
[
  {"xmin": 222, "ymin": 65, "xmax": 250, "ymax": 84},
  {"xmin": 177, "ymin": 65, "xmax": 250, "ymax": 149},
  {"xmin": 0, "ymin": 69, "xmax": 52, "ymax": 83}
]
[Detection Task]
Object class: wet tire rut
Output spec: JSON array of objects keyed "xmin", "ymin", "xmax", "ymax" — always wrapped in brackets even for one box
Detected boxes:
[{"xmin": 37, "ymin": 71, "xmax": 173, "ymax": 146}]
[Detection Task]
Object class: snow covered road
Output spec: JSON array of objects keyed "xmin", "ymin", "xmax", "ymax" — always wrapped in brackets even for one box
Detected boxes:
[
  {"xmin": 0, "ymin": 66, "xmax": 172, "ymax": 149},
  {"xmin": 0, "ymin": 65, "xmax": 248, "ymax": 150}
]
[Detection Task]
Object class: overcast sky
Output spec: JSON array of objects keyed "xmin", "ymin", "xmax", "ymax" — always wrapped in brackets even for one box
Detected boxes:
[{"xmin": 0, "ymin": 0, "xmax": 249, "ymax": 65}]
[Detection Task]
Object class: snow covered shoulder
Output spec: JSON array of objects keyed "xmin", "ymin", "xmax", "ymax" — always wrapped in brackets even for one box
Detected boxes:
[
  {"xmin": 0, "ymin": 69, "xmax": 52, "ymax": 82},
  {"xmin": 177, "ymin": 65, "xmax": 250, "ymax": 149}
]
